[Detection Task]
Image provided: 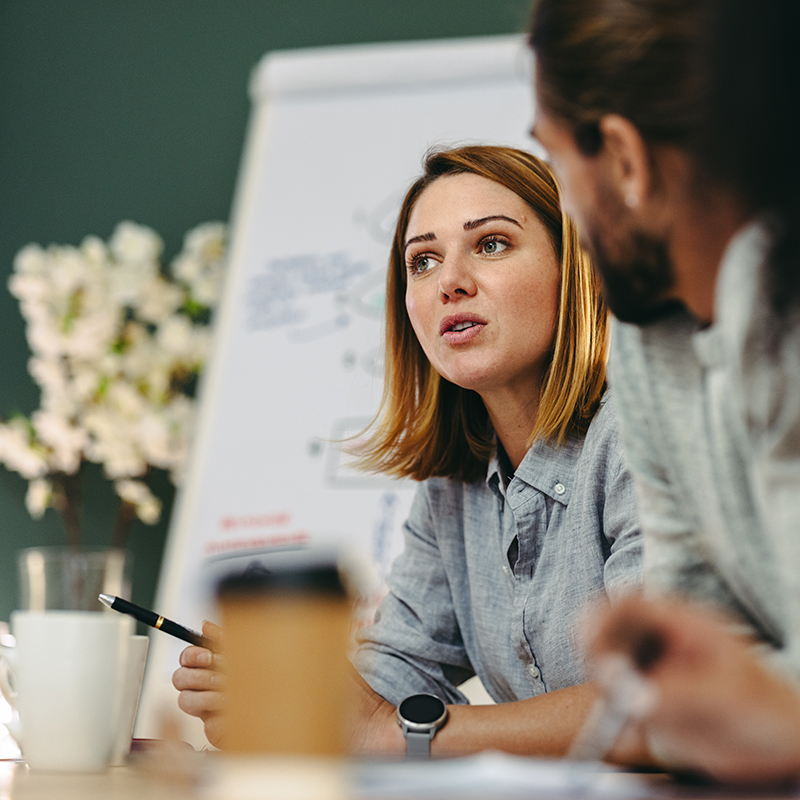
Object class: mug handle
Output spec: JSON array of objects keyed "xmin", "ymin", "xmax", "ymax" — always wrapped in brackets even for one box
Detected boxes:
[{"xmin": 0, "ymin": 641, "xmax": 22, "ymax": 745}]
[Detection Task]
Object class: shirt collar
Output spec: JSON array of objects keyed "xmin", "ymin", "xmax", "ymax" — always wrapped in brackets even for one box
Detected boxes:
[
  {"xmin": 486, "ymin": 447, "xmax": 506, "ymax": 499},
  {"xmin": 484, "ymin": 401, "xmax": 598, "ymax": 506},
  {"xmin": 692, "ymin": 216, "xmax": 770, "ymax": 370}
]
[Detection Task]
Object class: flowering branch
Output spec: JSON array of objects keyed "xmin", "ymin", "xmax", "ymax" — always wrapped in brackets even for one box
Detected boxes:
[{"xmin": 0, "ymin": 221, "xmax": 227, "ymax": 547}]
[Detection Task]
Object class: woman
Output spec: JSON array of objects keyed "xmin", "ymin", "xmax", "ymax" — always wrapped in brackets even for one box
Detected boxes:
[{"xmin": 173, "ymin": 145, "xmax": 641, "ymax": 756}]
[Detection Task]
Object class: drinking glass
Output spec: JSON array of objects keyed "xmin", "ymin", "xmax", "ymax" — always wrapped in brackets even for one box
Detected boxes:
[{"xmin": 18, "ymin": 547, "xmax": 130, "ymax": 612}]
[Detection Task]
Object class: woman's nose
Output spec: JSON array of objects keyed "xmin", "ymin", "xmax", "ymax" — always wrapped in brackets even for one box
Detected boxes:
[{"xmin": 438, "ymin": 254, "xmax": 477, "ymax": 301}]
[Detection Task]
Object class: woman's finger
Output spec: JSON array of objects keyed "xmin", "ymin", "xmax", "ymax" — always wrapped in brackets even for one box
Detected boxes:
[
  {"xmin": 172, "ymin": 665, "xmax": 226, "ymax": 692},
  {"xmin": 176, "ymin": 688, "xmax": 225, "ymax": 720}
]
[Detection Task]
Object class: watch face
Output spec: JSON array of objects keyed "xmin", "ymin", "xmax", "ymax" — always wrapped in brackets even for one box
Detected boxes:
[{"xmin": 398, "ymin": 694, "xmax": 446, "ymax": 725}]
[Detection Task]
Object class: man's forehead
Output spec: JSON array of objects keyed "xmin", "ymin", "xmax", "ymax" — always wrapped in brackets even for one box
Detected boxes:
[{"xmin": 528, "ymin": 109, "xmax": 559, "ymax": 152}]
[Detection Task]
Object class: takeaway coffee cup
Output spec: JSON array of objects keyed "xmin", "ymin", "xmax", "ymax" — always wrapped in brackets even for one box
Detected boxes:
[
  {"xmin": 217, "ymin": 561, "xmax": 353, "ymax": 755},
  {"xmin": 0, "ymin": 610, "xmax": 132, "ymax": 771}
]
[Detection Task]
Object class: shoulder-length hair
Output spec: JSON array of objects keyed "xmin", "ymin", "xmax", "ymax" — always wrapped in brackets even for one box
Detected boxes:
[{"xmin": 356, "ymin": 145, "xmax": 608, "ymax": 483}]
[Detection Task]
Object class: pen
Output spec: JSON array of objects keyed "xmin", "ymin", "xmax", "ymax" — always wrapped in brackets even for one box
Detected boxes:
[
  {"xmin": 98, "ymin": 594, "xmax": 218, "ymax": 653},
  {"xmin": 568, "ymin": 628, "xmax": 664, "ymax": 762}
]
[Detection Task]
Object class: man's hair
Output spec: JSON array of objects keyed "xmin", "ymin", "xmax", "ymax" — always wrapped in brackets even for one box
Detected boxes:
[
  {"xmin": 698, "ymin": 0, "xmax": 800, "ymax": 315},
  {"xmin": 530, "ymin": 0, "xmax": 800, "ymax": 314},
  {"xmin": 355, "ymin": 145, "xmax": 608, "ymax": 484},
  {"xmin": 529, "ymin": 0, "xmax": 700, "ymax": 154}
]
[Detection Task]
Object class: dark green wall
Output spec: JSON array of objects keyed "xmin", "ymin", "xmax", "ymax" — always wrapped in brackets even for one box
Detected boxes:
[{"xmin": 0, "ymin": 0, "xmax": 531, "ymax": 621}]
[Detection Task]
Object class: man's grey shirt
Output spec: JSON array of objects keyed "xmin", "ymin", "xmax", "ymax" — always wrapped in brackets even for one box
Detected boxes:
[
  {"xmin": 609, "ymin": 219, "xmax": 800, "ymax": 676},
  {"xmin": 354, "ymin": 394, "xmax": 642, "ymax": 706}
]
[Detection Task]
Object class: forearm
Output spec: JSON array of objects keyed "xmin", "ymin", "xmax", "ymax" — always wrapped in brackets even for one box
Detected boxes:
[
  {"xmin": 358, "ymin": 679, "xmax": 650, "ymax": 761},
  {"xmin": 434, "ymin": 683, "xmax": 599, "ymax": 758}
]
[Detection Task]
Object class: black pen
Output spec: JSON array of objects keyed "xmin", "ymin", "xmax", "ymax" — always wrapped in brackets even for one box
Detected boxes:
[{"xmin": 98, "ymin": 594, "xmax": 218, "ymax": 652}]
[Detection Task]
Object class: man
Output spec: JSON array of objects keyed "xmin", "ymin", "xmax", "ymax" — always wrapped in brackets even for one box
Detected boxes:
[{"xmin": 528, "ymin": 0, "xmax": 800, "ymax": 784}]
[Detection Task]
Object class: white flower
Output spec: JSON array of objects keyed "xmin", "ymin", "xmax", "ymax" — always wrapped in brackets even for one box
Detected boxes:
[
  {"xmin": 172, "ymin": 222, "xmax": 227, "ymax": 306},
  {"xmin": 0, "ymin": 420, "xmax": 48, "ymax": 479},
  {"xmin": 109, "ymin": 221, "xmax": 163, "ymax": 265},
  {"xmin": 156, "ymin": 315, "xmax": 196, "ymax": 361},
  {"xmin": 28, "ymin": 356, "xmax": 69, "ymax": 402},
  {"xmin": 8, "ymin": 272, "xmax": 50, "ymax": 304},
  {"xmin": 108, "ymin": 262, "xmax": 158, "ymax": 306},
  {"xmin": 137, "ymin": 496, "xmax": 161, "ymax": 525},
  {"xmin": 25, "ymin": 318, "xmax": 62, "ymax": 359},
  {"xmin": 105, "ymin": 382, "xmax": 147, "ymax": 419},
  {"xmin": 13, "ymin": 243, "xmax": 48, "ymax": 276},
  {"xmin": 31, "ymin": 410, "xmax": 87, "ymax": 474},
  {"xmin": 137, "ymin": 412, "xmax": 173, "ymax": 470},
  {"xmin": 4, "ymin": 220, "xmax": 227, "ymax": 530},
  {"xmin": 83, "ymin": 408, "xmax": 147, "ymax": 478},
  {"xmin": 25, "ymin": 478, "xmax": 52, "ymax": 519},
  {"xmin": 80, "ymin": 235, "xmax": 108, "ymax": 266},
  {"xmin": 183, "ymin": 222, "xmax": 227, "ymax": 260},
  {"xmin": 61, "ymin": 308, "xmax": 121, "ymax": 360},
  {"xmin": 137, "ymin": 397, "xmax": 194, "ymax": 474},
  {"xmin": 49, "ymin": 246, "xmax": 90, "ymax": 294},
  {"xmin": 115, "ymin": 479, "xmax": 162, "ymax": 524},
  {"xmin": 136, "ymin": 276, "xmax": 184, "ymax": 324}
]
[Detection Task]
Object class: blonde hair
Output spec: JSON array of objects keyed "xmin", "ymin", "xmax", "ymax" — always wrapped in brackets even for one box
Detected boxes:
[{"xmin": 357, "ymin": 145, "xmax": 608, "ymax": 483}]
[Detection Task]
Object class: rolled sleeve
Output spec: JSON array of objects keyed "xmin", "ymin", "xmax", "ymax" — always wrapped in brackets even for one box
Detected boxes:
[{"xmin": 353, "ymin": 484, "xmax": 472, "ymax": 706}]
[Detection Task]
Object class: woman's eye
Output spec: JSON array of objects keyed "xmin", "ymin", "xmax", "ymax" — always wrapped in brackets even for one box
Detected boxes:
[
  {"xmin": 480, "ymin": 237, "xmax": 509, "ymax": 255},
  {"xmin": 408, "ymin": 254, "xmax": 435, "ymax": 274}
]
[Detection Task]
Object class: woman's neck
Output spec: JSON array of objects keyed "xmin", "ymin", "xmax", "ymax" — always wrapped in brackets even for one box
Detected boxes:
[{"xmin": 483, "ymin": 387, "xmax": 540, "ymax": 472}]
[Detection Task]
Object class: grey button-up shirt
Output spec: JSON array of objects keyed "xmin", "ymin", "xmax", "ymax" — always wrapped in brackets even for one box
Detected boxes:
[
  {"xmin": 354, "ymin": 393, "xmax": 642, "ymax": 706},
  {"xmin": 610, "ymin": 220, "xmax": 800, "ymax": 679}
]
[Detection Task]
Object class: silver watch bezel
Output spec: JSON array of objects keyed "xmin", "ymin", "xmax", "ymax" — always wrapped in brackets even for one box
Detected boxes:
[{"xmin": 397, "ymin": 693, "xmax": 449, "ymax": 737}]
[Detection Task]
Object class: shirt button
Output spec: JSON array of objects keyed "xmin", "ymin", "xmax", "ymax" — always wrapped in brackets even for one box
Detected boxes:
[
  {"xmin": 527, "ymin": 664, "xmax": 540, "ymax": 680},
  {"xmin": 554, "ymin": 483, "xmax": 566, "ymax": 495}
]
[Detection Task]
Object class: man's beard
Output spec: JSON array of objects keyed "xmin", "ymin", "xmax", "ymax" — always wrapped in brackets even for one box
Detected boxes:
[
  {"xmin": 583, "ymin": 189, "xmax": 683, "ymax": 325},
  {"xmin": 591, "ymin": 231, "xmax": 683, "ymax": 324}
]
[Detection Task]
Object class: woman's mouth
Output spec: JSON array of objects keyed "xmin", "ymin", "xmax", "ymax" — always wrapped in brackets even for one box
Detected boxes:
[{"xmin": 440, "ymin": 315, "xmax": 487, "ymax": 343}]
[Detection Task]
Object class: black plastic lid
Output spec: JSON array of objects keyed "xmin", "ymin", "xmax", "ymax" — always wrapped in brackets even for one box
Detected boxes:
[{"xmin": 216, "ymin": 562, "xmax": 347, "ymax": 598}]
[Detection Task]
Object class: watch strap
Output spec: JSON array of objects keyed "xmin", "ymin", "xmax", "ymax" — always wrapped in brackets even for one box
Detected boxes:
[{"xmin": 405, "ymin": 728, "xmax": 432, "ymax": 758}]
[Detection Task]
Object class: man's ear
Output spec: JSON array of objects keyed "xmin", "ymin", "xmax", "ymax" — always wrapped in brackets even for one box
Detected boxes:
[{"xmin": 598, "ymin": 114, "xmax": 652, "ymax": 210}]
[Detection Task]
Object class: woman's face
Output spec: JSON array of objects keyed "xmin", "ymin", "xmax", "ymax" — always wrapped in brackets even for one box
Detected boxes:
[{"xmin": 403, "ymin": 172, "xmax": 561, "ymax": 401}]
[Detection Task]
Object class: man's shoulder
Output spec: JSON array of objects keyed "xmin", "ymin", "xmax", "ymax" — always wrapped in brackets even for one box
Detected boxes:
[{"xmin": 612, "ymin": 309, "xmax": 699, "ymax": 372}]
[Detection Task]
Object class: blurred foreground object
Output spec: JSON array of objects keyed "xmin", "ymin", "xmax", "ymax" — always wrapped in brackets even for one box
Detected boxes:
[
  {"xmin": 217, "ymin": 560, "xmax": 354, "ymax": 755},
  {"xmin": 0, "ymin": 221, "xmax": 227, "ymax": 547}
]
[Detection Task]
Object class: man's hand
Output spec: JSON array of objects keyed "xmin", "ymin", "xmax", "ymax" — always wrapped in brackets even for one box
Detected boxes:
[{"xmin": 586, "ymin": 595, "xmax": 800, "ymax": 784}]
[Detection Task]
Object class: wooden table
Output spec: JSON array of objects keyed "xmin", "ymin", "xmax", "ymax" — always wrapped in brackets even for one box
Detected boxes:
[
  {"xmin": 2, "ymin": 754, "xmax": 799, "ymax": 800},
  {"xmin": 0, "ymin": 761, "xmax": 195, "ymax": 800},
  {"xmin": 0, "ymin": 754, "xmax": 345, "ymax": 800}
]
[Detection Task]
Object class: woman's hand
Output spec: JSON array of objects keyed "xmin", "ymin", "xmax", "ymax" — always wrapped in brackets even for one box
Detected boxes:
[
  {"xmin": 171, "ymin": 624, "xmax": 403, "ymax": 753},
  {"xmin": 172, "ymin": 620, "xmax": 226, "ymax": 748},
  {"xmin": 587, "ymin": 595, "xmax": 800, "ymax": 784}
]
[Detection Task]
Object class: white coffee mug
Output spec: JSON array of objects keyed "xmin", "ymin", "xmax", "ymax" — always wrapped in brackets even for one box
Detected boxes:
[
  {"xmin": 0, "ymin": 610, "xmax": 132, "ymax": 771},
  {"xmin": 110, "ymin": 633, "xmax": 149, "ymax": 766}
]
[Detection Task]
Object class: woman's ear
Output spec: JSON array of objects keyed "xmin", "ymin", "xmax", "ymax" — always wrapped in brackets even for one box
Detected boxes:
[{"xmin": 597, "ymin": 114, "xmax": 652, "ymax": 211}]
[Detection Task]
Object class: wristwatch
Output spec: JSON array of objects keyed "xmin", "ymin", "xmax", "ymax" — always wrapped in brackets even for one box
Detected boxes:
[{"xmin": 396, "ymin": 693, "xmax": 448, "ymax": 758}]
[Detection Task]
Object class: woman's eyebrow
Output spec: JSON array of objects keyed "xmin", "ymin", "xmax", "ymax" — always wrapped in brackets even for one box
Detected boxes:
[
  {"xmin": 404, "ymin": 215, "xmax": 521, "ymax": 252},
  {"xmin": 464, "ymin": 215, "xmax": 521, "ymax": 230},
  {"xmin": 404, "ymin": 231, "xmax": 436, "ymax": 251}
]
